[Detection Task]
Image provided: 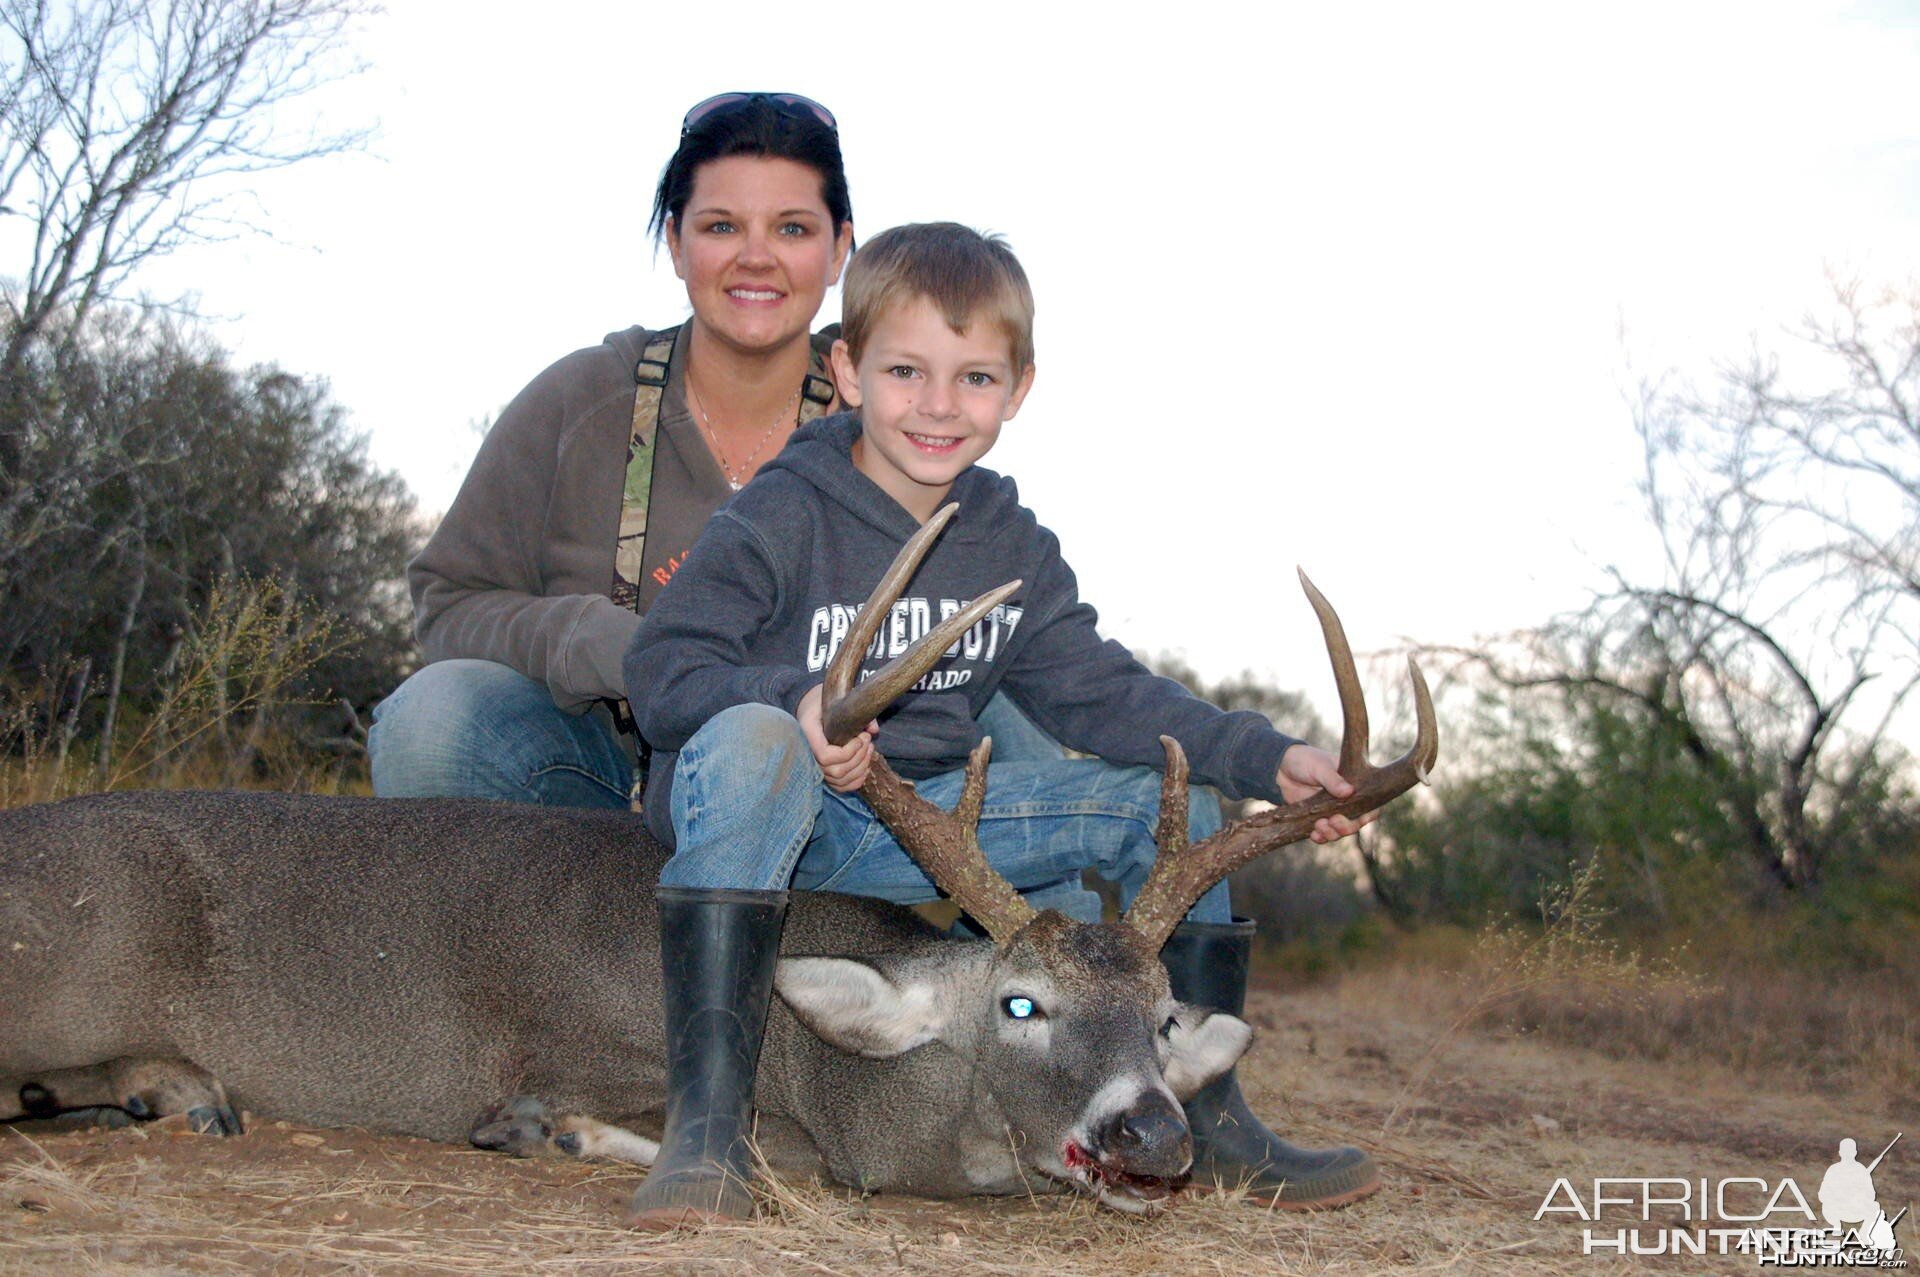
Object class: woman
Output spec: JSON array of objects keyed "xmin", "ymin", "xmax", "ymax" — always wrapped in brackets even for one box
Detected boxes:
[
  {"xmin": 369, "ymin": 92, "xmax": 1372, "ymax": 1228},
  {"xmin": 368, "ymin": 93, "xmax": 856, "ymax": 804}
]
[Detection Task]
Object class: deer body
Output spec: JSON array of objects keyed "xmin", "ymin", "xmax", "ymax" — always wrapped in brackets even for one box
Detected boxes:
[{"xmin": 0, "ymin": 791, "xmax": 1218, "ymax": 1203}]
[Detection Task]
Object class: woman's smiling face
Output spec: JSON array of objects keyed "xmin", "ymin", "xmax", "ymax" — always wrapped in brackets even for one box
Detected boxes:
[{"xmin": 668, "ymin": 155, "xmax": 852, "ymax": 359}]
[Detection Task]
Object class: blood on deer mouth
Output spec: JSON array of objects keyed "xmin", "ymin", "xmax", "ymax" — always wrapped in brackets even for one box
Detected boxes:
[{"xmin": 1063, "ymin": 1139, "xmax": 1185, "ymax": 1206}]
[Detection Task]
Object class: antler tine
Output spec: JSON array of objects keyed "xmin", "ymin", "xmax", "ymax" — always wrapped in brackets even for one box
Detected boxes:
[
  {"xmin": 1299, "ymin": 570, "xmax": 1369, "ymax": 780},
  {"xmin": 1155, "ymin": 736, "xmax": 1190, "ymax": 858},
  {"xmin": 822, "ymin": 503, "xmax": 1022, "ymax": 746},
  {"xmin": 822, "ymin": 504, "xmax": 955, "ymax": 713},
  {"xmin": 1122, "ymin": 576, "xmax": 1439, "ymax": 950},
  {"xmin": 817, "ymin": 504, "xmax": 1037, "ymax": 945},
  {"xmin": 955, "ymin": 736, "xmax": 993, "ymax": 830}
]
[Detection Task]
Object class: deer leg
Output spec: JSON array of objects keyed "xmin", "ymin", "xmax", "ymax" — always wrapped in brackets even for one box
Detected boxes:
[
  {"xmin": 8, "ymin": 1057, "xmax": 241, "ymax": 1136},
  {"xmin": 552, "ymin": 1115, "xmax": 660, "ymax": 1164},
  {"xmin": 470, "ymin": 1096, "xmax": 660, "ymax": 1166}
]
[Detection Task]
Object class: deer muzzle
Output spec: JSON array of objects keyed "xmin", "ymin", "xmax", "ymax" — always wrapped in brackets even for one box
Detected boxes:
[{"xmin": 1071, "ymin": 1088, "xmax": 1193, "ymax": 1199}]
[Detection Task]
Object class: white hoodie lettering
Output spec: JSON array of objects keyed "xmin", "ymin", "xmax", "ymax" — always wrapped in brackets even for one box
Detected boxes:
[{"xmin": 804, "ymin": 597, "xmax": 1024, "ymax": 673}]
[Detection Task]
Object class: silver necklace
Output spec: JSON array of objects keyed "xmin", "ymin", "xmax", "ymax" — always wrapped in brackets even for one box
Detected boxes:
[{"xmin": 689, "ymin": 379, "xmax": 802, "ymax": 491}]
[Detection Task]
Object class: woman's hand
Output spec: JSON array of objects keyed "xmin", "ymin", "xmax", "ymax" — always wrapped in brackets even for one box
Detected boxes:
[
  {"xmin": 1276, "ymin": 744, "xmax": 1375, "ymax": 844},
  {"xmin": 796, "ymin": 685, "xmax": 878, "ymax": 793}
]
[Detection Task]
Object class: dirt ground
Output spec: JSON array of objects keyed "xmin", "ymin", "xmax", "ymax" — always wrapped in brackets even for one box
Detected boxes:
[{"xmin": 3, "ymin": 974, "xmax": 1914, "ymax": 1276}]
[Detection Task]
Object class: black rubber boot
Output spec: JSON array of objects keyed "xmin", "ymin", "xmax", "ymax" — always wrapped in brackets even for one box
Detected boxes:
[
  {"xmin": 1161, "ymin": 919, "xmax": 1381, "ymax": 1209},
  {"xmin": 626, "ymin": 887, "xmax": 787, "ymax": 1230}
]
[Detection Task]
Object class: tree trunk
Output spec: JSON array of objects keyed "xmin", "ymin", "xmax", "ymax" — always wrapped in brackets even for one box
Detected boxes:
[
  {"xmin": 95, "ymin": 538, "xmax": 148, "ymax": 786},
  {"xmin": 51, "ymin": 655, "xmax": 94, "ymax": 780}
]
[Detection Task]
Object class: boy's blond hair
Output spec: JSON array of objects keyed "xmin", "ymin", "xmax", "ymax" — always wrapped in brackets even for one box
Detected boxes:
[{"xmin": 840, "ymin": 223, "xmax": 1034, "ymax": 371}]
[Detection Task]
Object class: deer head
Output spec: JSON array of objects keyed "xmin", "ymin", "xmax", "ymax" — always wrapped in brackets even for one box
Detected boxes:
[{"xmin": 775, "ymin": 504, "xmax": 1437, "ymax": 1210}]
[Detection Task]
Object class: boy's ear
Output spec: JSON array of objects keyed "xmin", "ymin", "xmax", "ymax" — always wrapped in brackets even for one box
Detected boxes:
[
  {"xmin": 1003, "ymin": 363, "xmax": 1036, "ymax": 420},
  {"xmin": 830, "ymin": 338, "xmax": 863, "ymax": 407}
]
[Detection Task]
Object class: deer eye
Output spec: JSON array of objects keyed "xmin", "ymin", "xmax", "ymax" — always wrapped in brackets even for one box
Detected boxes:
[
  {"xmin": 1002, "ymin": 995, "xmax": 1039, "ymax": 1021},
  {"xmin": 1160, "ymin": 1014, "xmax": 1179, "ymax": 1038}
]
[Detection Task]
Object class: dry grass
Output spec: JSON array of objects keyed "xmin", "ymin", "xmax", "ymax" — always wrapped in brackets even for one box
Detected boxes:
[
  {"xmin": 1496, "ymin": 964, "xmax": 1920, "ymax": 1096},
  {"xmin": 1337, "ymin": 878, "xmax": 1920, "ymax": 1114},
  {"xmin": 10, "ymin": 958, "xmax": 1912, "ymax": 1276},
  {"xmin": 1367, "ymin": 863, "xmax": 1713, "ymax": 1131},
  {"xmin": 1, "ymin": 578, "xmax": 366, "ymax": 809},
  {"xmin": 0, "ymin": 1101, "xmax": 1577, "ymax": 1277}
]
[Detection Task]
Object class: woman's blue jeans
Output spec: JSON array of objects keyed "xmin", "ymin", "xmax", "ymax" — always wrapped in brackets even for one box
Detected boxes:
[
  {"xmin": 369, "ymin": 660, "xmax": 1230, "ymax": 923},
  {"xmin": 369, "ymin": 659, "xmax": 636, "ymax": 806},
  {"xmin": 660, "ymin": 703, "xmax": 1232, "ymax": 925}
]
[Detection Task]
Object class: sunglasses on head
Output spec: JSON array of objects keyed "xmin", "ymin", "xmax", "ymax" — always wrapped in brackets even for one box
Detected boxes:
[{"xmin": 681, "ymin": 92, "xmax": 838, "ymax": 136}]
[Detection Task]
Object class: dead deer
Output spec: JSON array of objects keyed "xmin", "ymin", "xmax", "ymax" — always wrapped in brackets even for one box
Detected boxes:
[{"xmin": 0, "ymin": 509, "xmax": 1434, "ymax": 1216}]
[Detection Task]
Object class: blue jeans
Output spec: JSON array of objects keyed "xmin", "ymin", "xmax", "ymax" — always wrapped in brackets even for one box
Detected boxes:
[
  {"xmin": 661, "ymin": 703, "xmax": 1231, "ymax": 925},
  {"xmin": 368, "ymin": 659, "xmax": 635, "ymax": 806},
  {"xmin": 366, "ymin": 659, "xmax": 1068, "ymax": 809}
]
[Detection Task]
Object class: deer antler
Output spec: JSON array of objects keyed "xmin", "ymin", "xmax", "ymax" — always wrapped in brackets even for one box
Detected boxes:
[
  {"xmin": 1121, "ymin": 571, "xmax": 1439, "ymax": 950},
  {"xmin": 820, "ymin": 504, "xmax": 1038, "ymax": 945}
]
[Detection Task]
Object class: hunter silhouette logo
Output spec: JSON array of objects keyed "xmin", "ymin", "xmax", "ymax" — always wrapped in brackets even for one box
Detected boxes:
[
  {"xmin": 1534, "ymin": 1131, "xmax": 1909, "ymax": 1264},
  {"xmin": 1820, "ymin": 1136, "xmax": 1905, "ymax": 1256}
]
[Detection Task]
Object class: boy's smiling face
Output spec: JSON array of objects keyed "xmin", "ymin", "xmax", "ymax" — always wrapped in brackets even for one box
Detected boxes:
[{"xmin": 831, "ymin": 294, "xmax": 1035, "ymax": 522}]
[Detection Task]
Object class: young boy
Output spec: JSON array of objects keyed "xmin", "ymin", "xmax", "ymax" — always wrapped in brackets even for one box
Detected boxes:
[{"xmin": 621, "ymin": 224, "xmax": 1372, "ymax": 1227}]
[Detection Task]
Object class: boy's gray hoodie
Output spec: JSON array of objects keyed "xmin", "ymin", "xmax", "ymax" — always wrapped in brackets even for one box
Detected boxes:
[{"xmin": 626, "ymin": 413, "xmax": 1302, "ymax": 844}]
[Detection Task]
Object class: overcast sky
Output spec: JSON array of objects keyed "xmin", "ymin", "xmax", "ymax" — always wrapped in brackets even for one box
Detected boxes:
[{"xmin": 131, "ymin": 1, "xmax": 1920, "ymax": 733}]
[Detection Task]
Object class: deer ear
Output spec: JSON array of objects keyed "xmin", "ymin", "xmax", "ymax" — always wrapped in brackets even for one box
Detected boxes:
[
  {"xmin": 776, "ymin": 956, "xmax": 957, "ymax": 1058},
  {"xmin": 1160, "ymin": 1008, "xmax": 1253, "ymax": 1100}
]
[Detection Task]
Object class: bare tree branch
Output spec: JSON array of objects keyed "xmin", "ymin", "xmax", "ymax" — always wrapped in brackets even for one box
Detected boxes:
[
  {"xmin": 1576, "ymin": 277, "xmax": 1920, "ymax": 890},
  {"xmin": 1, "ymin": 0, "xmax": 373, "ymax": 479}
]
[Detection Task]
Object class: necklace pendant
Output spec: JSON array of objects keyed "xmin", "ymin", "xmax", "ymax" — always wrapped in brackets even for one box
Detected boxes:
[{"xmin": 728, "ymin": 479, "xmax": 743, "ymax": 492}]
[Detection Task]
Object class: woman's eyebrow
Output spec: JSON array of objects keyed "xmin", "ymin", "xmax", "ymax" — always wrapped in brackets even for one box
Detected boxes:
[{"xmin": 687, "ymin": 206, "xmax": 823, "ymax": 219}]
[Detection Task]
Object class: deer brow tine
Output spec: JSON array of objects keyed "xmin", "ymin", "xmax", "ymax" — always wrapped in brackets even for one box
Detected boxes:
[
  {"xmin": 1298, "ymin": 569, "xmax": 1370, "ymax": 781},
  {"xmin": 823, "ymin": 579, "xmax": 1022, "ymax": 746}
]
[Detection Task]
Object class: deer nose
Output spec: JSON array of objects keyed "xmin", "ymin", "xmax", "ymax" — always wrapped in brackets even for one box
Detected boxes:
[{"xmin": 1098, "ymin": 1091, "xmax": 1192, "ymax": 1176}]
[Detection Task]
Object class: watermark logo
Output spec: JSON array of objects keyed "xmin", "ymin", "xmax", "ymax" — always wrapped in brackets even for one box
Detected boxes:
[{"xmin": 1534, "ymin": 1133, "xmax": 1908, "ymax": 1266}]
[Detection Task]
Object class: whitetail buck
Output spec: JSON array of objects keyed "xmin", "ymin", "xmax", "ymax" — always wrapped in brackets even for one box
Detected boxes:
[{"xmin": 0, "ymin": 510, "xmax": 1435, "ymax": 1215}]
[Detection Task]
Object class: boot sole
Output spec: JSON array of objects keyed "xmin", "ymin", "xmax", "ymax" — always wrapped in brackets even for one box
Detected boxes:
[
  {"xmin": 625, "ymin": 1168, "xmax": 757, "ymax": 1231},
  {"xmin": 626, "ymin": 1203, "xmax": 744, "ymax": 1232},
  {"xmin": 1244, "ymin": 1170, "xmax": 1384, "ymax": 1212}
]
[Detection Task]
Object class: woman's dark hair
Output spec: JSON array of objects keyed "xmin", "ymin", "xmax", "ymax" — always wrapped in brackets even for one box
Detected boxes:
[{"xmin": 648, "ymin": 96, "xmax": 853, "ymax": 244}]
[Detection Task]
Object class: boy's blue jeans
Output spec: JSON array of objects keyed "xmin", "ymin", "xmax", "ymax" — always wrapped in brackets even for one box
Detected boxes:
[
  {"xmin": 660, "ymin": 703, "xmax": 1232, "ymax": 925},
  {"xmin": 369, "ymin": 660, "xmax": 1231, "ymax": 924}
]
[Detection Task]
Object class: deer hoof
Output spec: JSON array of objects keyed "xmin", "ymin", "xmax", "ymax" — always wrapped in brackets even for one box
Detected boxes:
[
  {"xmin": 111, "ymin": 1060, "xmax": 239, "ymax": 1132},
  {"xmin": 76, "ymin": 1106, "xmax": 134, "ymax": 1129},
  {"xmin": 469, "ymin": 1095, "xmax": 554, "ymax": 1157},
  {"xmin": 186, "ymin": 1104, "xmax": 243, "ymax": 1136}
]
